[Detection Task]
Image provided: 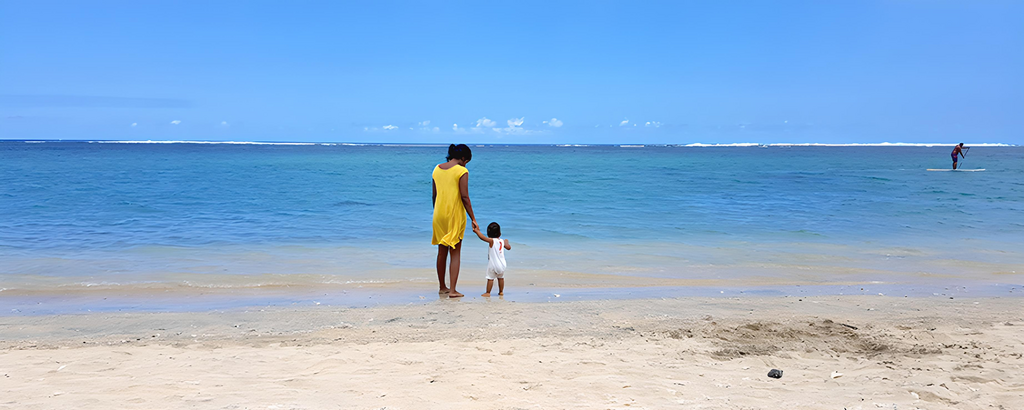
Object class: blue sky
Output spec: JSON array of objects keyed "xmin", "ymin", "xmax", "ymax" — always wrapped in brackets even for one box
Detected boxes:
[{"xmin": 2, "ymin": 1, "xmax": 1022, "ymax": 144}]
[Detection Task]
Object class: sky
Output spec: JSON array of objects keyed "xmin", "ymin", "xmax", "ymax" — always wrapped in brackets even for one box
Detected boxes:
[{"xmin": 1, "ymin": 1, "xmax": 1022, "ymax": 144}]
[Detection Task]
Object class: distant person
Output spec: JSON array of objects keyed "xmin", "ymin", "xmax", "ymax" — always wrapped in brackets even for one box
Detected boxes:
[
  {"xmin": 432, "ymin": 144, "xmax": 478, "ymax": 298},
  {"xmin": 472, "ymin": 222, "xmax": 511, "ymax": 297},
  {"xmin": 951, "ymin": 143, "xmax": 967, "ymax": 169}
]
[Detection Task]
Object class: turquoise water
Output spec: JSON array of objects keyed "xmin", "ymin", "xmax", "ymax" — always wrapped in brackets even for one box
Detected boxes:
[{"xmin": 2, "ymin": 141, "xmax": 1022, "ymax": 313}]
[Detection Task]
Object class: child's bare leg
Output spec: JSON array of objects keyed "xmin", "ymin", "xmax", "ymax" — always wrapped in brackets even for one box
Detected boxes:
[
  {"xmin": 447, "ymin": 241, "xmax": 464, "ymax": 298},
  {"xmin": 435, "ymin": 245, "xmax": 449, "ymax": 293},
  {"xmin": 497, "ymin": 278, "xmax": 504, "ymax": 295},
  {"xmin": 482, "ymin": 279, "xmax": 494, "ymax": 297}
]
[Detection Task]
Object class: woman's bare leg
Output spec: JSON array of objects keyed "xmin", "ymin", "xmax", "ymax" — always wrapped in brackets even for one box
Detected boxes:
[
  {"xmin": 448, "ymin": 241, "xmax": 464, "ymax": 298},
  {"xmin": 436, "ymin": 245, "xmax": 450, "ymax": 294}
]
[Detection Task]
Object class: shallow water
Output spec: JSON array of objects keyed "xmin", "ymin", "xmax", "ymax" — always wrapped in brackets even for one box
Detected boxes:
[{"xmin": 2, "ymin": 141, "xmax": 1022, "ymax": 313}]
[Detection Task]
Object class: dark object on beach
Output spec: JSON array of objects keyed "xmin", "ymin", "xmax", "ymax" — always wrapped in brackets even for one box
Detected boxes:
[
  {"xmin": 840, "ymin": 323, "xmax": 858, "ymax": 330},
  {"xmin": 768, "ymin": 369, "xmax": 783, "ymax": 379}
]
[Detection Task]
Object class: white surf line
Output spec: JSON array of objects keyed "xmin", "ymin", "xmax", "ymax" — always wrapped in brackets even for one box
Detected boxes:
[{"xmin": 679, "ymin": 142, "xmax": 1015, "ymax": 147}]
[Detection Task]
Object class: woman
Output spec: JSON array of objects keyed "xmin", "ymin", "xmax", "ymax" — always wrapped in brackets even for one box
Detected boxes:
[{"xmin": 432, "ymin": 144, "xmax": 478, "ymax": 298}]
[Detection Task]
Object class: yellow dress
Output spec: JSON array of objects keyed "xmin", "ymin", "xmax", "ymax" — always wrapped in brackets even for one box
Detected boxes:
[{"xmin": 432, "ymin": 164, "xmax": 469, "ymax": 248}]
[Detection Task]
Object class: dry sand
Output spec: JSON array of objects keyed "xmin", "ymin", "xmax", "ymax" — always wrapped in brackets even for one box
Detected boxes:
[{"xmin": 1, "ymin": 296, "xmax": 1022, "ymax": 409}]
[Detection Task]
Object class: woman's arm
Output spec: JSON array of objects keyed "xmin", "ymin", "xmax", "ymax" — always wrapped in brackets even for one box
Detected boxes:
[
  {"xmin": 432, "ymin": 180, "xmax": 437, "ymax": 209},
  {"xmin": 458, "ymin": 173, "xmax": 478, "ymax": 231}
]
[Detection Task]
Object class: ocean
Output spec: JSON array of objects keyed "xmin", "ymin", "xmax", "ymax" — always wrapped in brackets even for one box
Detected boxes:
[{"xmin": 2, "ymin": 141, "xmax": 1022, "ymax": 313}]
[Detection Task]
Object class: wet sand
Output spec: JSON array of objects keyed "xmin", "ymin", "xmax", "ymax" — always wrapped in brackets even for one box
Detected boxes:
[{"xmin": 1, "ymin": 296, "xmax": 1022, "ymax": 409}]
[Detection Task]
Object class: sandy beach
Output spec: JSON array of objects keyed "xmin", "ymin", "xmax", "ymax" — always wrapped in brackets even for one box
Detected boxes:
[{"xmin": 2, "ymin": 295, "xmax": 1021, "ymax": 409}]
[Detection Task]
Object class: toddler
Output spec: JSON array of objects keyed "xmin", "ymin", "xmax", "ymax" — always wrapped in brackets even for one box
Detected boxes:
[{"xmin": 472, "ymin": 222, "xmax": 511, "ymax": 296}]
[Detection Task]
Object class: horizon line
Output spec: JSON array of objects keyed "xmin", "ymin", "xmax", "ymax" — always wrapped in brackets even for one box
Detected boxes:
[{"xmin": 1, "ymin": 139, "xmax": 1018, "ymax": 148}]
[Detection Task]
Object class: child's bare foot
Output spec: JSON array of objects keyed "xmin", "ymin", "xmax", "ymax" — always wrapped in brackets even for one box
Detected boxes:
[
  {"xmin": 481, "ymin": 293, "xmax": 490, "ymax": 297},
  {"xmin": 438, "ymin": 288, "xmax": 450, "ymax": 294},
  {"xmin": 448, "ymin": 291, "xmax": 464, "ymax": 298}
]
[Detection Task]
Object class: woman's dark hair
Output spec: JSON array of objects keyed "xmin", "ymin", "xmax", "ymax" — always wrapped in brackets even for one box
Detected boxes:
[
  {"xmin": 446, "ymin": 144, "xmax": 472, "ymax": 162},
  {"xmin": 487, "ymin": 222, "xmax": 501, "ymax": 238}
]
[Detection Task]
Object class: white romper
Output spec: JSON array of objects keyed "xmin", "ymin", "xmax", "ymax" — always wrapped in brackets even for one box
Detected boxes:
[{"xmin": 486, "ymin": 237, "xmax": 506, "ymax": 280}]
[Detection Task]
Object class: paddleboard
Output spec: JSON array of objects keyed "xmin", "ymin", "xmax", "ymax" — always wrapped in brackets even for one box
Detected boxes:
[{"xmin": 926, "ymin": 169, "xmax": 985, "ymax": 172}]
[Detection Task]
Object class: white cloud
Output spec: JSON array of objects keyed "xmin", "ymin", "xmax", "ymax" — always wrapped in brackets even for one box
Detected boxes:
[
  {"xmin": 131, "ymin": 122, "xmax": 137, "ymax": 127},
  {"xmin": 416, "ymin": 120, "xmax": 439, "ymax": 133},
  {"xmin": 170, "ymin": 120, "xmax": 181, "ymax": 125},
  {"xmin": 457, "ymin": 117, "xmax": 500, "ymax": 134},
  {"xmin": 491, "ymin": 117, "xmax": 535, "ymax": 135},
  {"xmin": 645, "ymin": 121, "xmax": 661, "ymax": 128},
  {"xmin": 365, "ymin": 124, "xmax": 400, "ymax": 132},
  {"xmin": 619, "ymin": 119, "xmax": 629, "ymax": 127},
  {"xmin": 543, "ymin": 118, "xmax": 563, "ymax": 127},
  {"xmin": 221, "ymin": 121, "xmax": 229, "ymax": 126},
  {"xmin": 454, "ymin": 123, "xmax": 476, "ymax": 134},
  {"xmin": 475, "ymin": 117, "xmax": 497, "ymax": 128}
]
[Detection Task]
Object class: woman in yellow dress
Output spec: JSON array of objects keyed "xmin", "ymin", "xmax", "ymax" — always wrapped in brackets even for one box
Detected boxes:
[{"xmin": 432, "ymin": 144, "xmax": 478, "ymax": 298}]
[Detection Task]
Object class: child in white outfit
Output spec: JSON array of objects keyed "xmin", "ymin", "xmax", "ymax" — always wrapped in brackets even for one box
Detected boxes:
[{"xmin": 472, "ymin": 222, "xmax": 511, "ymax": 296}]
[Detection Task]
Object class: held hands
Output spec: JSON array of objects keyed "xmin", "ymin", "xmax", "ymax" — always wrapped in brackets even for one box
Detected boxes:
[{"xmin": 471, "ymin": 222, "xmax": 489, "ymax": 243}]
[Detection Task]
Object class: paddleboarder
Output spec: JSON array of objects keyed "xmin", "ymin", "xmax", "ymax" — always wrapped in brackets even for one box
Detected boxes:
[{"xmin": 951, "ymin": 143, "xmax": 967, "ymax": 169}]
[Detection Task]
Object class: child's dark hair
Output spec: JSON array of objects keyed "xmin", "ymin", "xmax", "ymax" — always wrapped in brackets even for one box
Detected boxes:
[
  {"xmin": 446, "ymin": 144, "xmax": 472, "ymax": 162},
  {"xmin": 486, "ymin": 222, "xmax": 501, "ymax": 238}
]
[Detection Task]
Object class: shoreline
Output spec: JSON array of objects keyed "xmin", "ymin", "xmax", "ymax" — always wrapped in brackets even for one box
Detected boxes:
[
  {"xmin": 1, "ymin": 281, "xmax": 1020, "ymax": 316},
  {"xmin": 2, "ymin": 296, "xmax": 1021, "ymax": 409}
]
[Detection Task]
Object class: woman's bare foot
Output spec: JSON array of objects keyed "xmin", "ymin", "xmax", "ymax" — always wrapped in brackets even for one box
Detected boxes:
[
  {"xmin": 448, "ymin": 291, "xmax": 464, "ymax": 298},
  {"xmin": 498, "ymin": 292, "xmax": 503, "ymax": 296},
  {"xmin": 481, "ymin": 293, "xmax": 490, "ymax": 297},
  {"xmin": 438, "ymin": 288, "xmax": 450, "ymax": 294}
]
